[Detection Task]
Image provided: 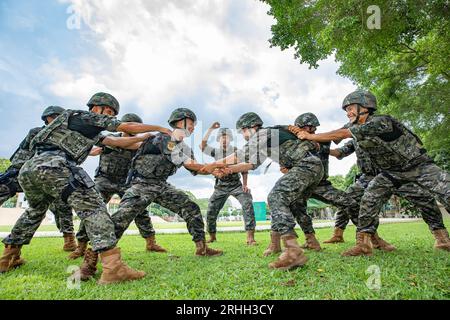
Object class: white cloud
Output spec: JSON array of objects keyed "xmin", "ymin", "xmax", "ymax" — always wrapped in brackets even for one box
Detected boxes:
[{"xmin": 51, "ymin": 0, "xmax": 357, "ymax": 201}]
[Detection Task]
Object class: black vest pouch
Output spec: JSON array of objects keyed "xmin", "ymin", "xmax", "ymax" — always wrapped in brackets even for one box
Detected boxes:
[
  {"xmin": 380, "ymin": 171, "xmax": 404, "ymax": 189},
  {"xmin": 0, "ymin": 168, "xmax": 19, "ymax": 185},
  {"xmin": 61, "ymin": 167, "xmax": 95, "ymax": 203}
]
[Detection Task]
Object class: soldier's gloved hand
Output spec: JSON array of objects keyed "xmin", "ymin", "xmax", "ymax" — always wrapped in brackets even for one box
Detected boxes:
[
  {"xmin": 210, "ymin": 122, "xmax": 221, "ymax": 130},
  {"xmin": 280, "ymin": 167, "xmax": 289, "ymax": 174}
]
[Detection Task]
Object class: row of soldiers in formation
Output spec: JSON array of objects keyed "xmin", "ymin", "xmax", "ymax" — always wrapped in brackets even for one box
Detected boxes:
[{"xmin": 0, "ymin": 90, "xmax": 448, "ymax": 286}]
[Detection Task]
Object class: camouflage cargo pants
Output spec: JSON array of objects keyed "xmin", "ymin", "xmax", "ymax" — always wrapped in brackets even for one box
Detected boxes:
[
  {"xmin": 268, "ymin": 164, "xmax": 323, "ymax": 237},
  {"xmin": 291, "ymin": 180, "xmax": 360, "ymax": 234},
  {"xmin": 334, "ymin": 174, "xmax": 445, "ymax": 232},
  {"xmin": 1, "ymin": 174, "xmax": 74, "ymax": 234},
  {"xmin": 112, "ymin": 178, "xmax": 205, "ymax": 242},
  {"xmin": 358, "ymin": 162, "xmax": 449, "ymax": 233},
  {"xmin": 2, "ymin": 154, "xmax": 117, "ymax": 252},
  {"xmin": 50, "ymin": 199, "xmax": 74, "ymax": 234},
  {"xmin": 76, "ymin": 176, "xmax": 155, "ymax": 242},
  {"xmin": 206, "ymin": 184, "xmax": 256, "ymax": 233}
]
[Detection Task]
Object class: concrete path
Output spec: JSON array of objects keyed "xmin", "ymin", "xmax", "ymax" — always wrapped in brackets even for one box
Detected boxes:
[{"xmin": 0, "ymin": 218, "xmax": 421, "ymax": 239}]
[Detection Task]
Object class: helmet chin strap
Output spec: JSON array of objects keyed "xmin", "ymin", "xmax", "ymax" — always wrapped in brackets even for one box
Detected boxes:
[{"xmin": 353, "ymin": 105, "xmax": 369, "ymax": 124}]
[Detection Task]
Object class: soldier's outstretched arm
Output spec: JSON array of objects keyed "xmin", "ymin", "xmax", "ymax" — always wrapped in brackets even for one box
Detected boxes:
[
  {"xmin": 183, "ymin": 159, "xmax": 228, "ymax": 175},
  {"xmin": 297, "ymin": 128, "xmax": 352, "ymax": 143},
  {"xmin": 117, "ymin": 122, "xmax": 172, "ymax": 136},
  {"xmin": 102, "ymin": 133, "xmax": 152, "ymax": 149},
  {"xmin": 199, "ymin": 122, "xmax": 220, "ymax": 151}
]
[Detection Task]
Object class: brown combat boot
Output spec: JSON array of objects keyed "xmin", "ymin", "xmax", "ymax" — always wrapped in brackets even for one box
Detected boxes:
[
  {"xmin": 268, "ymin": 235, "xmax": 308, "ymax": 270},
  {"xmin": 0, "ymin": 245, "xmax": 26, "ymax": 273},
  {"xmin": 246, "ymin": 230, "xmax": 258, "ymax": 246},
  {"xmin": 98, "ymin": 248, "xmax": 146, "ymax": 285},
  {"xmin": 68, "ymin": 241, "xmax": 88, "ymax": 260},
  {"xmin": 323, "ymin": 227, "xmax": 345, "ymax": 243},
  {"xmin": 63, "ymin": 233, "xmax": 77, "ymax": 252},
  {"xmin": 263, "ymin": 231, "xmax": 281, "ymax": 257},
  {"xmin": 341, "ymin": 232, "xmax": 373, "ymax": 257},
  {"xmin": 371, "ymin": 232, "xmax": 396, "ymax": 252},
  {"xmin": 74, "ymin": 248, "xmax": 98, "ymax": 281},
  {"xmin": 432, "ymin": 229, "xmax": 450, "ymax": 252},
  {"xmin": 206, "ymin": 233, "xmax": 217, "ymax": 243},
  {"xmin": 300, "ymin": 233, "xmax": 322, "ymax": 251},
  {"xmin": 145, "ymin": 235, "xmax": 167, "ymax": 253},
  {"xmin": 195, "ymin": 240, "xmax": 223, "ymax": 257}
]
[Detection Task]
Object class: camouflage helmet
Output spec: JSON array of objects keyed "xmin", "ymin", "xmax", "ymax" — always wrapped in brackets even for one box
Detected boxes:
[
  {"xmin": 216, "ymin": 128, "xmax": 234, "ymax": 142},
  {"xmin": 295, "ymin": 112, "xmax": 320, "ymax": 128},
  {"xmin": 87, "ymin": 92, "xmax": 120, "ymax": 115},
  {"xmin": 342, "ymin": 90, "xmax": 377, "ymax": 111},
  {"xmin": 236, "ymin": 112, "xmax": 264, "ymax": 129},
  {"xmin": 168, "ymin": 108, "xmax": 197, "ymax": 128},
  {"xmin": 121, "ymin": 113, "xmax": 143, "ymax": 123},
  {"xmin": 41, "ymin": 106, "xmax": 65, "ymax": 122}
]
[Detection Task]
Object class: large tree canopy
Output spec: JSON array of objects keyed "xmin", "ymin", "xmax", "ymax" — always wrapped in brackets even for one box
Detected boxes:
[{"xmin": 262, "ymin": 0, "xmax": 449, "ymax": 164}]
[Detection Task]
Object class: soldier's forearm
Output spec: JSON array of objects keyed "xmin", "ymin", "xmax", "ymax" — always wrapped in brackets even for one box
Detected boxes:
[
  {"xmin": 213, "ymin": 153, "xmax": 238, "ymax": 165},
  {"xmin": 308, "ymin": 129, "xmax": 352, "ymax": 143},
  {"xmin": 199, "ymin": 129, "xmax": 214, "ymax": 151},
  {"xmin": 117, "ymin": 123, "xmax": 171, "ymax": 136},
  {"xmin": 228, "ymin": 163, "xmax": 254, "ymax": 174},
  {"xmin": 102, "ymin": 135, "xmax": 144, "ymax": 149}
]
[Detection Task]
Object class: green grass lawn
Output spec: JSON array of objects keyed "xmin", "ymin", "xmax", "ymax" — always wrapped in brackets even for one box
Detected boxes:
[
  {"xmin": 0, "ymin": 221, "xmax": 449, "ymax": 300},
  {"xmin": 0, "ymin": 220, "xmax": 334, "ymax": 233}
]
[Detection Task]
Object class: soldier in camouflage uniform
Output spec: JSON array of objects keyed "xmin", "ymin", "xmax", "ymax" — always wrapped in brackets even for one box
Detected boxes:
[
  {"xmin": 69, "ymin": 113, "xmax": 166, "ymax": 260},
  {"xmin": 284, "ymin": 113, "xmax": 360, "ymax": 252},
  {"xmin": 200, "ymin": 123, "xmax": 257, "ymax": 245},
  {"xmin": 0, "ymin": 92, "xmax": 173, "ymax": 285},
  {"xmin": 0, "ymin": 106, "xmax": 77, "ymax": 252},
  {"xmin": 210, "ymin": 112, "xmax": 324, "ymax": 270},
  {"xmin": 324, "ymin": 138, "xmax": 448, "ymax": 251},
  {"xmin": 106, "ymin": 108, "xmax": 224, "ymax": 261},
  {"xmin": 295, "ymin": 90, "xmax": 450, "ymax": 256}
]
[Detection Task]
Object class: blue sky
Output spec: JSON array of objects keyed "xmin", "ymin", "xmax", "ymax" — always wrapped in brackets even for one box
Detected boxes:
[{"xmin": 0, "ymin": 0, "xmax": 357, "ymax": 203}]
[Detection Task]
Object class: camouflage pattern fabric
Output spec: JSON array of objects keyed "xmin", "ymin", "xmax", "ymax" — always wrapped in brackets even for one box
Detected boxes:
[
  {"xmin": 168, "ymin": 108, "xmax": 197, "ymax": 127},
  {"xmin": 348, "ymin": 115, "xmax": 449, "ymax": 233},
  {"xmin": 112, "ymin": 132, "xmax": 204, "ymax": 241},
  {"xmin": 358, "ymin": 165, "xmax": 449, "ymax": 233},
  {"xmin": 112, "ymin": 178, "xmax": 205, "ymax": 242},
  {"xmin": 87, "ymin": 92, "xmax": 120, "ymax": 115},
  {"xmin": 75, "ymin": 175, "xmax": 156, "ymax": 242},
  {"xmin": 203, "ymin": 145, "xmax": 255, "ymax": 233},
  {"xmin": 289, "ymin": 141, "xmax": 359, "ymax": 234},
  {"xmin": 3, "ymin": 110, "xmax": 125, "ymax": 252},
  {"xmin": 235, "ymin": 112, "xmax": 264, "ymax": 129},
  {"xmin": 206, "ymin": 185, "xmax": 255, "ymax": 233},
  {"xmin": 237, "ymin": 128, "xmax": 324, "ymax": 237},
  {"xmin": 9, "ymin": 127, "xmax": 43, "ymax": 170},
  {"xmin": 342, "ymin": 90, "xmax": 377, "ymax": 110},
  {"xmin": 50, "ymin": 198, "xmax": 74, "ymax": 234},
  {"xmin": 2, "ymin": 153, "xmax": 117, "ymax": 252},
  {"xmin": 294, "ymin": 112, "xmax": 320, "ymax": 128}
]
